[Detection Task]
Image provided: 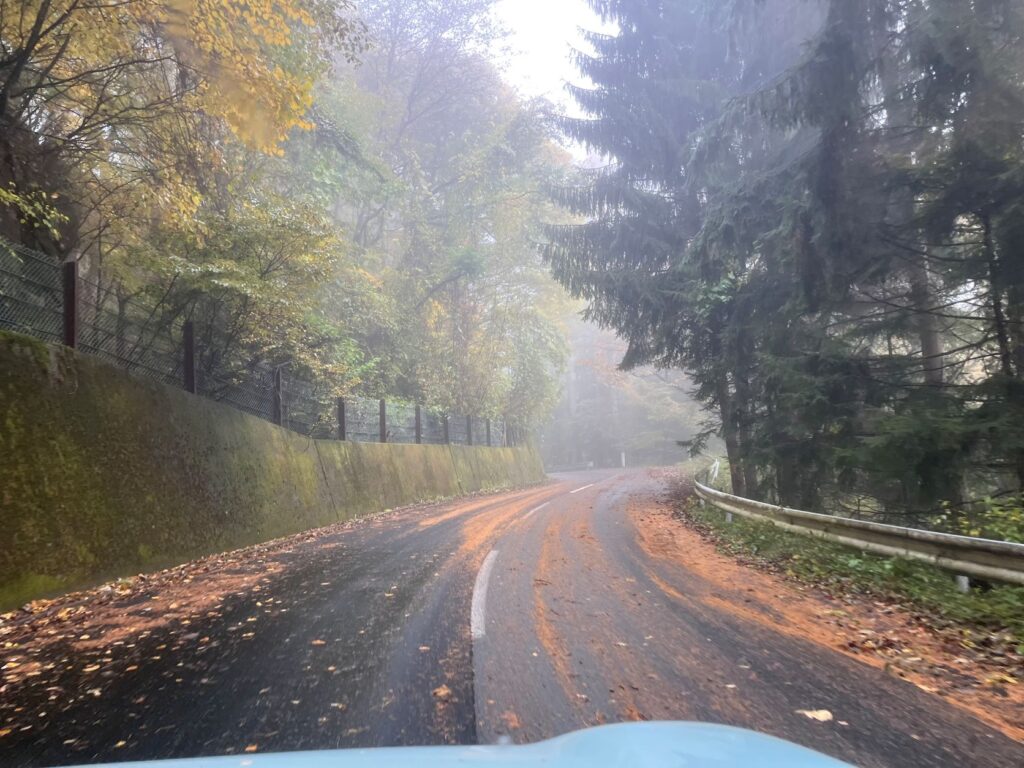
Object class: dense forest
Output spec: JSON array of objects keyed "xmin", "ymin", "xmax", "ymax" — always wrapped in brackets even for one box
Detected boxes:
[
  {"xmin": 548, "ymin": 0, "xmax": 1024, "ymax": 537},
  {"xmin": 0, "ymin": 0, "xmax": 569, "ymax": 430},
  {"xmin": 7, "ymin": 0, "xmax": 1024, "ymax": 538}
]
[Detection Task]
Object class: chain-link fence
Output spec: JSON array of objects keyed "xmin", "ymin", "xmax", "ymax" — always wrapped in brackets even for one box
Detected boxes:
[
  {"xmin": 0, "ymin": 240, "xmax": 64, "ymax": 344},
  {"xmin": 77, "ymin": 273, "xmax": 185, "ymax": 389},
  {"xmin": 0, "ymin": 239, "xmax": 518, "ymax": 446}
]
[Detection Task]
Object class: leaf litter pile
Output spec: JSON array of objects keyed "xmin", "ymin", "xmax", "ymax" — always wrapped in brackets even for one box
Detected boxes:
[
  {"xmin": 0, "ymin": 512, "xmax": 393, "ymax": 748},
  {"xmin": 635, "ymin": 473, "xmax": 1024, "ymax": 743}
]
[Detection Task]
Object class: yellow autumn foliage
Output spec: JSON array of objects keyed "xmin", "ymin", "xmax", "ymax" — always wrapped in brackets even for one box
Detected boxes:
[
  {"xmin": 162, "ymin": 0, "xmax": 321, "ymax": 151},
  {"xmin": 1, "ymin": 0, "xmax": 357, "ymax": 243}
]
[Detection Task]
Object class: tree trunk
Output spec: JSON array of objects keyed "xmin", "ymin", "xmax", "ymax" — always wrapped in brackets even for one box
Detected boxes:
[
  {"xmin": 716, "ymin": 376, "xmax": 745, "ymax": 497},
  {"xmin": 908, "ymin": 259, "xmax": 944, "ymax": 386},
  {"xmin": 882, "ymin": 58, "xmax": 944, "ymax": 387},
  {"xmin": 735, "ymin": 369, "xmax": 758, "ymax": 498},
  {"xmin": 983, "ymin": 214, "xmax": 1024, "ymax": 491}
]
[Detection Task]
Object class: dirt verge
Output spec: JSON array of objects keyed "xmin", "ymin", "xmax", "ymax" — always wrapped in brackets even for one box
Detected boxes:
[{"xmin": 630, "ymin": 472, "xmax": 1024, "ymax": 743}]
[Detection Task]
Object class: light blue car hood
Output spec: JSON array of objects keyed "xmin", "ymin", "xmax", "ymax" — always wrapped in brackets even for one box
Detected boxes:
[{"xmin": 83, "ymin": 723, "xmax": 851, "ymax": 768}]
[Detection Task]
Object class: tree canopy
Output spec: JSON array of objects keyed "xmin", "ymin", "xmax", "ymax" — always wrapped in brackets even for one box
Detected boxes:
[
  {"xmin": 548, "ymin": 0, "xmax": 1024, "ymax": 536},
  {"xmin": 1, "ymin": 0, "xmax": 571, "ymax": 431}
]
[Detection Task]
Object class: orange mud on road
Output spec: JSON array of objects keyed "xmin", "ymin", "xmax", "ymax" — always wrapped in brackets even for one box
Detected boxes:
[{"xmin": 2, "ymin": 470, "xmax": 1022, "ymax": 768}]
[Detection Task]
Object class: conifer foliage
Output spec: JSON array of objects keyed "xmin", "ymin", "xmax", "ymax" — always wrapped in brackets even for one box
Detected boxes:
[{"xmin": 548, "ymin": 0, "xmax": 1024, "ymax": 535}]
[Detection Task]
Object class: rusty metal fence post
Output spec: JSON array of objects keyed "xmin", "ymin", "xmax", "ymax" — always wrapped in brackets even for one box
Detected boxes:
[
  {"xmin": 337, "ymin": 398, "xmax": 346, "ymax": 441},
  {"xmin": 62, "ymin": 258, "xmax": 77, "ymax": 349},
  {"xmin": 415, "ymin": 405, "xmax": 422, "ymax": 444},
  {"xmin": 272, "ymin": 368, "xmax": 283, "ymax": 425},
  {"xmin": 466, "ymin": 415, "xmax": 473, "ymax": 446},
  {"xmin": 379, "ymin": 399, "xmax": 387, "ymax": 443},
  {"xmin": 443, "ymin": 414, "xmax": 450, "ymax": 444},
  {"xmin": 183, "ymin": 321, "xmax": 197, "ymax": 394}
]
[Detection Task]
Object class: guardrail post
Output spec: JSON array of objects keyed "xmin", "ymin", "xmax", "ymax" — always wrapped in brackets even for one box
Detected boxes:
[
  {"xmin": 271, "ymin": 368, "xmax": 283, "ymax": 426},
  {"xmin": 955, "ymin": 575, "xmax": 970, "ymax": 594},
  {"xmin": 467, "ymin": 415, "xmax": 473, "ymax": 446},
  {"xmin": 62, "ymin": 258, "xmax": 77, "ymax": 349},
  {"xmin": 486, "ymin": 419, "xmax": 491, "ymax": 447},
  {"xmin": 415, "ymin": 405, "xmax": 422, "ymax": 444},
  {"xmin": 443, "ymin": 414, "xmax": 450, "ymax": 444},
  {"xmin": 337, "ymin": 398, "xmax": 346, "ymax": 441},
  {"xmin": 182, "ymin": 321, "xmax": 197, "ymax": 394},
  {"xmin": 379, "ymin": 399, "xmax": 387, "ymax": 443}
]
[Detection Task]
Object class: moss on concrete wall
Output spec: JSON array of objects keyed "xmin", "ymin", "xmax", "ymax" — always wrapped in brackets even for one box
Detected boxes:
[{"xmin": 0, "ymin": 332, "xmax": 546, "ymax": 609}]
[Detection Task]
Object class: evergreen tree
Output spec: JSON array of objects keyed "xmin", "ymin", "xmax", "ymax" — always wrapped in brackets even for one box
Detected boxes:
[{"xmin": 549, "ymin": 0, "xmax": 1024, "ymax": 533}]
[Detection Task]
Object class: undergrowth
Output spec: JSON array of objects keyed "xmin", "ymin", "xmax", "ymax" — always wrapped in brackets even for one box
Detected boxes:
[{"xmin": 677, "ymin": 493, "xmax": 1024, "ymax": 646}]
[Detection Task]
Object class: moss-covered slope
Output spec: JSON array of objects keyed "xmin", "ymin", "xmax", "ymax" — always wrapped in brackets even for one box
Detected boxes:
[{"xmin": 0, "ymin": 332, "xmax": 545, "ymax": 609}]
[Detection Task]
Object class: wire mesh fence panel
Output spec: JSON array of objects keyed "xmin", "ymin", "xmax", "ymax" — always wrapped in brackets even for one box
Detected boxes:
[
  {"xmin": 0, "ymin": 242, "xmax": 63, "ymax": 343},
  {"xmin": 201, "ymin": 366, "xmax": 276, "ymax": 423},
  {"xmin": 283, "ymin": 374, "xmax": 335, "ymax": 438},
  {"xmin": 448, "ymin": 413, "xmax": 470, "ymax": 445},
  {"xmin": 1, "ymin": 240, "xmax": 516, "ymax": 447},
  {"xmin": 421, "ymin": 409, "xmax": 448, "ymax": 445},
  {"xmin": 386, "ymin": 402, "xmax": 417, "ymax": 444},
  {"xmin": 346, "ymin": 396, "xmax": 382, "ymax": 442},
  {"xmin": 492, "ymin": 418, "xmax": 507, "ymax": 447},
  {"xmin": 77, "ymin": 276, "xmax": 183, "ymax": 388}
]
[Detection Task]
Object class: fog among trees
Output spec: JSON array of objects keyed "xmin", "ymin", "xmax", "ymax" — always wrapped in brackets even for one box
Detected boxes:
[
  {"xmin": 548, "ymin": 0, "xmax": 1024, "ymax": 540},
  {"xmin": 4, "ymin": 0, "xmax": 1024, "ymax": 539}
]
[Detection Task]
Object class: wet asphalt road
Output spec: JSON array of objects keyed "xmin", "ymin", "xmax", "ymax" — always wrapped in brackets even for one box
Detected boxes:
[{"xmin": 1, "ymin": 471, "xmax": 1022, "ymax": 767}]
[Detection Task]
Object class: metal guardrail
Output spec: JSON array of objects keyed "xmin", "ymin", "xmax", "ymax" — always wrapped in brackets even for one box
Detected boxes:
[{"xmin": 693, "ymin": 479, "xmax": 1024, "ymax": 586}]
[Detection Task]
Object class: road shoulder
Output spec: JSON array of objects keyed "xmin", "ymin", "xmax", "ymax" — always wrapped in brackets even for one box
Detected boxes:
[{"xmin": 629, "ymin": 473, "xmax": 1024, "ymax": 744}]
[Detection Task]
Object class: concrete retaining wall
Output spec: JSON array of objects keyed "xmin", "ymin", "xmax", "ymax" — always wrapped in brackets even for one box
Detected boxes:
[{"xmin": 0, "ymin": 332, "xmax": 545, "ymax": 609}]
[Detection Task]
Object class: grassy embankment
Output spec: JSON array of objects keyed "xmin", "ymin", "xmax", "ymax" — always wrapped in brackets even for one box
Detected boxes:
[{"xmin": 678, "ymin": 460, "xmax": 1024, "ymax": 646}]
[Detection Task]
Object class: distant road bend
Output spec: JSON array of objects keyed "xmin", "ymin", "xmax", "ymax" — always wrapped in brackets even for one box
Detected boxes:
[{"xmin": 1, "ymin": 471, "xmax": 1021, "ymax": 767}]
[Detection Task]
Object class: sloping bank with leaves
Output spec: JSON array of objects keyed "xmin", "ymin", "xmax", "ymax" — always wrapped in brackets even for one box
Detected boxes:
[
  {"xmin": 0, "ymin": 332, "xmax": 545, "ymax": 610},
  {"xmin": 673, "ymin": 469, "xmax": 1024, "ymax": 651}
]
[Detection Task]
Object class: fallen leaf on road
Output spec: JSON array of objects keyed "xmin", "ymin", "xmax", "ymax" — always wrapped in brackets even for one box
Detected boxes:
[
  {"xmin": 796, "ymin": 709, "xmax": 833, "ymax": 722},
  {"xmin": 418, "ymin": 646, "xmax": 430, "ymax": 652},
  {"xmin": 310, "ymin": 639, "xmax": 326, "ymax": 646},
  {"xmin": 432, "ymin": 684, "xmax": 452, "ymax": 701},
  {"xmin": 114, "ymin": 741, "xmax": 127, "ymax": 748},
  {"xmin": 244, "ymin": 745, "xmax": 258, "ymax": 753},
  {"xmin": 985, "ymin": 673, "xmax": 1018, "ymax": 687}
]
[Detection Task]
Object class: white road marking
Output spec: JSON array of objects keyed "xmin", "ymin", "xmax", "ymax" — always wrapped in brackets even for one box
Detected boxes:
[
  {"xmin": 569, "ymin": 483, "xmax": 595, "ymax": 494},
  {"xmin": 471, "ymin": 549, "xmax": 499, "ymax": 640},
  {"xmin": 523, "ymin": 502, "xmax": 549, "ymax": 521}
]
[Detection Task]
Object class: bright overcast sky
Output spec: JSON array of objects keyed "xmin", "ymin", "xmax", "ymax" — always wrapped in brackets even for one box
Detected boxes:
[{"xmin": 492, "ymin": 0, "xmax": 608, "ymax": 111}]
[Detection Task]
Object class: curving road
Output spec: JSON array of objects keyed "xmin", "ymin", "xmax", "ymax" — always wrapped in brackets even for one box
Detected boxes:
[{"xmin": 1, "ymin": 471, "xmax": 1021, "ymax": 767}]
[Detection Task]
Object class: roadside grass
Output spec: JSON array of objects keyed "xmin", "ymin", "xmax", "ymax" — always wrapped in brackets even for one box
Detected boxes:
[{"xmin": 676, "ymin": 493, "xmax": 1024, "ymax": 646}]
